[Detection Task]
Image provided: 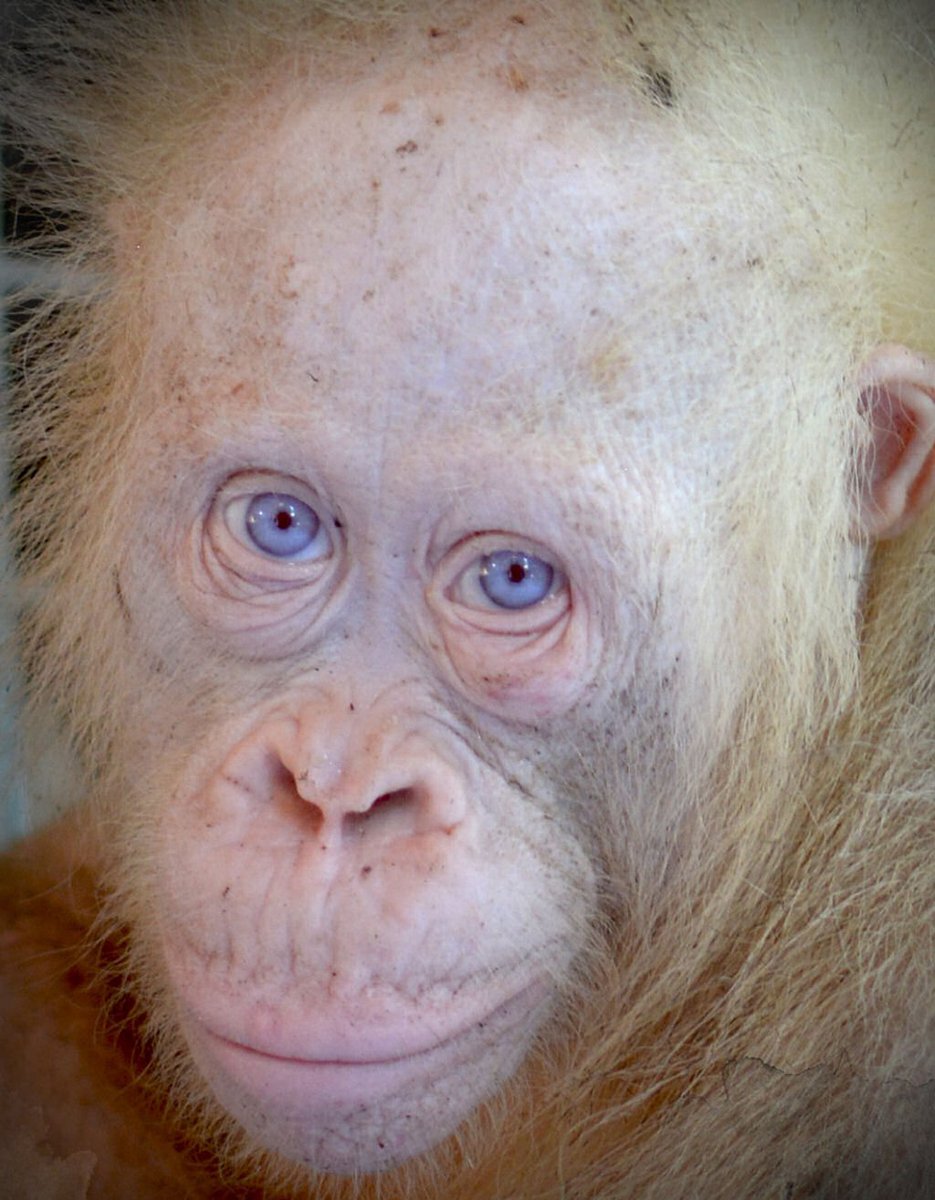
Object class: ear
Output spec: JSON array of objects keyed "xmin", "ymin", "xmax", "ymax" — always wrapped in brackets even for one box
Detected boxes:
[{"xmin": 857, "ymin": 344, "xmax": 935, "ymax": 540}]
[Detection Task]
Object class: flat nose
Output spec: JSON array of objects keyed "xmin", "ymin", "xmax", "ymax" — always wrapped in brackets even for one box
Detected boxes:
[{"xmin": 270, "ymin": 699, "xmax": 467, "ymax": 850}]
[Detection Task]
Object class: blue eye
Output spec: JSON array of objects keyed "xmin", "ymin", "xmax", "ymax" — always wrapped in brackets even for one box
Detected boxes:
[
  {"xmin": 478, "ymin": 550, "xmax": 555, "ymax": 609},
  {"xmin": 244, "ymin": 493, "xmax": 322, "ymax": 558}
]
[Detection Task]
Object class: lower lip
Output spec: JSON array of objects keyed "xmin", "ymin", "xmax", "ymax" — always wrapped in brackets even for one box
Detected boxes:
[
  {"xmin": 188, "ymin": 983, "xmax": 544, "ymax": 1114},
  {"xmin": 201, "ymin": 1033, "xmax": 453, "ymax": 1109}
]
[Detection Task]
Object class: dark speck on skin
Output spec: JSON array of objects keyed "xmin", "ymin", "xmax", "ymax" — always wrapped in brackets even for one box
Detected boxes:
[{"xmin": 645, "ymin": 66, "xmax": 675, "ymax": 108}]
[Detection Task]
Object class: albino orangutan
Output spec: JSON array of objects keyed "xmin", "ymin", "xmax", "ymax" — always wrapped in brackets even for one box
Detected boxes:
[{"xmin": 1, "ymin": 1, "xmax": 933, "ymax": 1196}]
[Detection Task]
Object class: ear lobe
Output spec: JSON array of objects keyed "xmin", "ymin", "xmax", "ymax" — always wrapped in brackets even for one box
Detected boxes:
[{"xmin": 857, "ymin": 344, "xmax": 935, "ymax": 540}]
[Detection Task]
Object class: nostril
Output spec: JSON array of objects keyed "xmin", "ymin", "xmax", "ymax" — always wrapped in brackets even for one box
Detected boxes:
[
  {"xmin": 341, "ymin": 788, "xmax": 423, "ymax": 844},
  {"xmin": 272, "ymin": 760, "xmax": 327, "ymax": 833}
]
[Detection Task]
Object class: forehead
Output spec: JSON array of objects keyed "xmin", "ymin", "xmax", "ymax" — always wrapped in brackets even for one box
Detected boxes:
[{"xmin": 140, "ymin": 2, "xmax": 781, "ymax": 453}]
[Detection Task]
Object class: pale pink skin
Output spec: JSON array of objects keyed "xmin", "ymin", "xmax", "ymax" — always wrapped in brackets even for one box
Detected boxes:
[
  {"xmin": 107, "ymin": 2, "xmax": 935, "ymax": 1180},
  {"xmin": 128, "ymin": 11, "xmax": 638, "ymax": 1173}
]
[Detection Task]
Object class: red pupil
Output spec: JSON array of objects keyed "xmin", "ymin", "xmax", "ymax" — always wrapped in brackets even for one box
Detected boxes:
[
  {"xmin": 275, "ymin": 510, "xmax": 293, "ymax": 530},
  {"xmin": 507, "ymin": 562, "xmax": 526, "ymax": 584}
]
